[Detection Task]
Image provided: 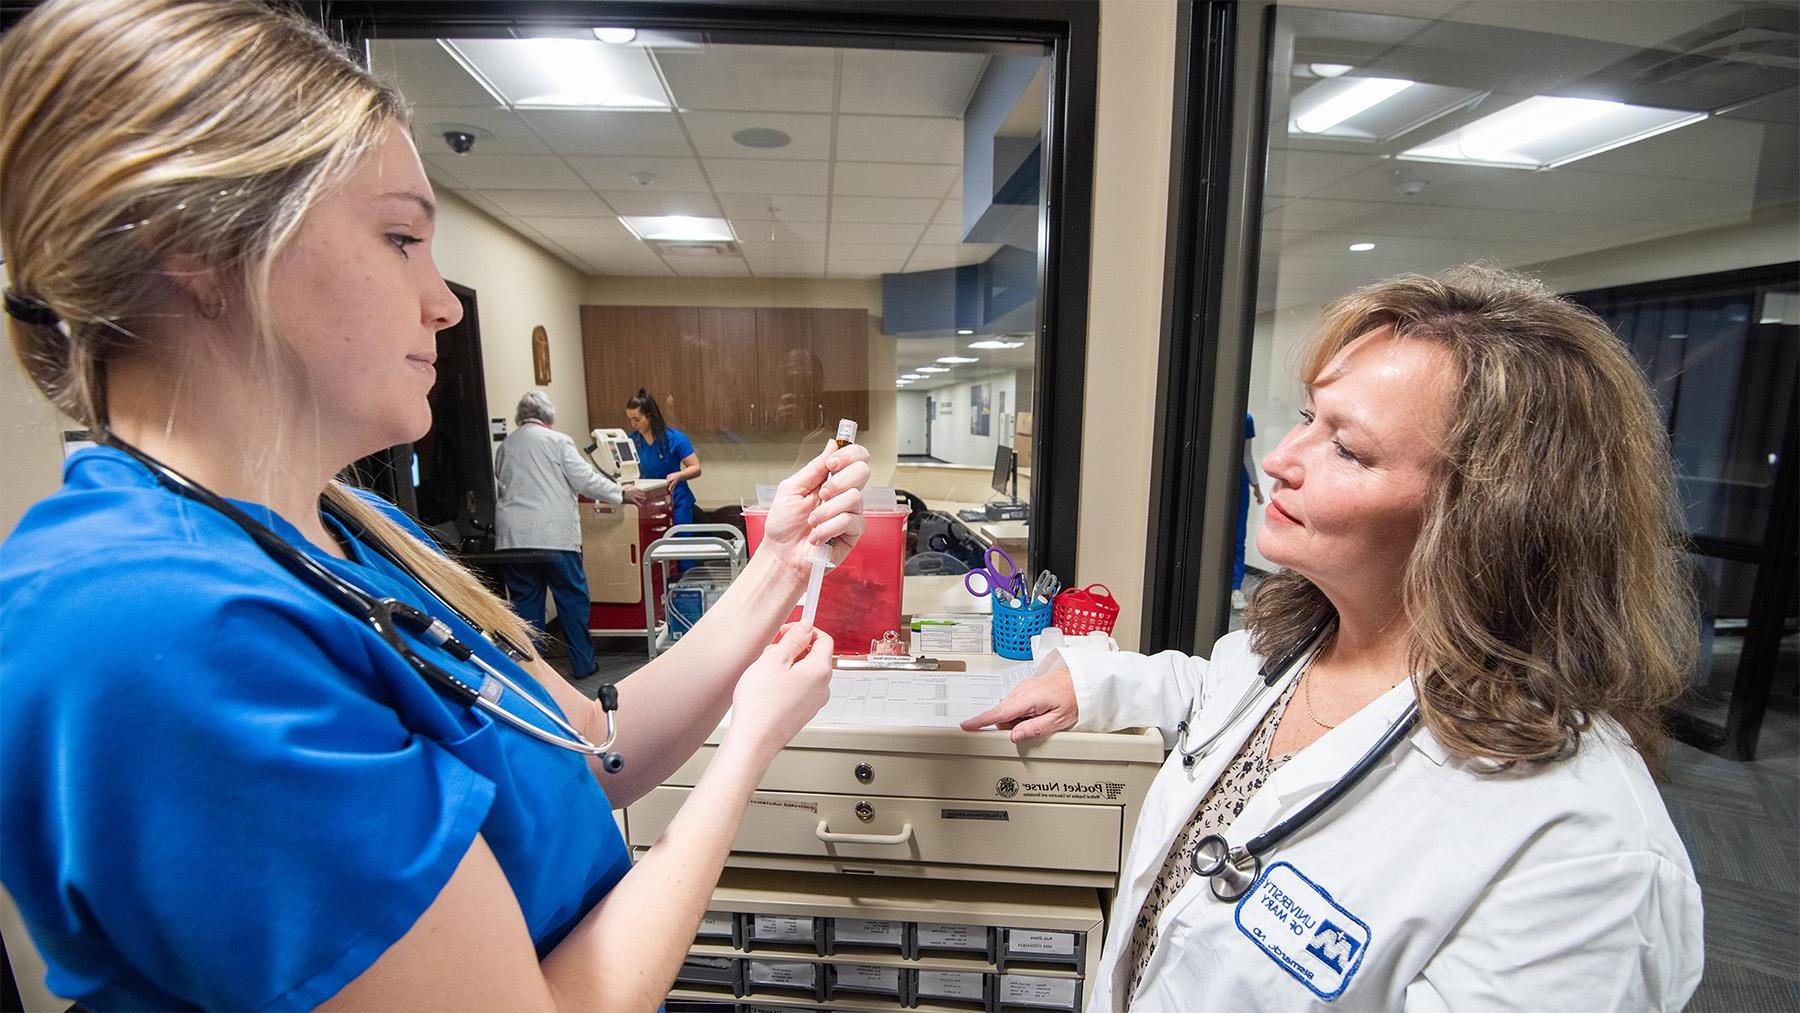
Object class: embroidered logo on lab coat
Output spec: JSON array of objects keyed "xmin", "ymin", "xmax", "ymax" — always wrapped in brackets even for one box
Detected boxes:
[{"xmin": 1234, "ymin": 862, "xmax": 1370, "ymax": 1001}]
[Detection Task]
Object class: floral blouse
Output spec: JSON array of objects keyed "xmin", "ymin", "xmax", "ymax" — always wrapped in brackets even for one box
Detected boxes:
[{"xmin": 1126, "ymin": 677, "xmax": 1300, "ymax": 1000}]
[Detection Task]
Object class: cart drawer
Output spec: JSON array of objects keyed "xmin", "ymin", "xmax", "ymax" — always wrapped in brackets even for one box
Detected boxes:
[{"xmin": 629, "ymin": 788, "xmax": 1120, "ymax": 874}]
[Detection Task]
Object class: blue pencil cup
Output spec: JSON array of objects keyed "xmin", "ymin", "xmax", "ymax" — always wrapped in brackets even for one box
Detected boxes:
[{"xmin": 992, "ymin": 595, "xmax": 1053, "ymax": 661}]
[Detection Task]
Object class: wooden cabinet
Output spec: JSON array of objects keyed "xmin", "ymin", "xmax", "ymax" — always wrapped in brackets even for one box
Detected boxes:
[{"xmin": 582, "ymin": 304, "xmax": 869, "ymax": 435}]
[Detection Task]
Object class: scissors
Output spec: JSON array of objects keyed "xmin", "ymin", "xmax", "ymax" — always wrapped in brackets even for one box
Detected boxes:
[{"xmin": 964, "ymin": 546, "xmax": 1023, "ymax": 601}]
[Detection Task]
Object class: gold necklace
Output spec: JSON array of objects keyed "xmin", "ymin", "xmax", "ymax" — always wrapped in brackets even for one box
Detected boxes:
[{"xmin": 1301, "ymin": 658, "xmax": 1338, "ymax": 730}]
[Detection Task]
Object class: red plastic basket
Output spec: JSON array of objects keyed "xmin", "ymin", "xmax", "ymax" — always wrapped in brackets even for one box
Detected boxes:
[{"xmin": 1052, "ymin": 583, "xmax": 1120, "ymax": 637}]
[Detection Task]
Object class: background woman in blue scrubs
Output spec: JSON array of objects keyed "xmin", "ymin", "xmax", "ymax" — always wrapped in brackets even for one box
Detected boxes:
[
  {"xmin": 0, "ymin": 2, "xmax": 869, "ymax": 1009},
  {"xmin": 625, "ymin": 388, "xmax": 701, "ymax": 527}
]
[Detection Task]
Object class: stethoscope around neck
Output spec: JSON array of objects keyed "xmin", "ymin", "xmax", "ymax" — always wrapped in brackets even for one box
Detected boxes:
[
  {"xmin": 100, "ymin": 433, "xmax": 625, "ymax": 773},
  {"xmin": 1173, "ymin": 619, "xmax": 1420, "ymax": 901}
]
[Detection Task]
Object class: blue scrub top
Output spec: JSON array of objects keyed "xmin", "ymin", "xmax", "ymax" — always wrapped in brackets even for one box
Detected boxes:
[
  {"xmin": 630, "ymin": 426, "xmax": 697, "ymax": 525},
  {"xmin": 0, "ymin": 447, "xmax": 632, "ymax": 1010}
]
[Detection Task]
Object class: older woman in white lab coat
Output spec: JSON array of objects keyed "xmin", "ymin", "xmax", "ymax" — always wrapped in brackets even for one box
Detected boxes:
[{"xmin": 967, "ymin": 265, "xmax": 1703, "ymax": 1012}]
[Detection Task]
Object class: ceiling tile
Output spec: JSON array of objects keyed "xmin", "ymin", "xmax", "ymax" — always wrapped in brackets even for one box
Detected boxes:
[
  {"xmin": 680, "ymin": 110, "xmax": 834, "ymax": 160},
  {"xmin": 830, "ymin": 242, "xmax": 916, "ymax": 262},
  {"xmin": 409, "ymin": 105, "xmax": 549, "ymax": 156},
  {"xmin": 479, "ymin": 189, "xmax": 616, "ymax": 218},
  {"xmin": 424, "ymin": 155, "xmax": 586, "ymax": 189},
  {"xmin": 566, "ymin": 155, "xmax": 708, "ymax": 191},
  {"xmin": 717, "ymin": 193, "xmax": 830, "ymax": 222},
  {"xmin": 832, "ymin": 196, "xmax": 941, "ymax": 224},
  {"xmin": 835, "ymin": 115, "xmax": 963, "ymax": 165},
  {"xmin": 517, "ymin": 216, "xmax": 636, "ymax": 242},
  {"xmin": 656, "ymin": 44, "xmax": 837, "ymax": 113},
  {"xmin": 706, "ymin": 158, "xmax": 830, "ymax": 195},
  {"xmin": 597, "ymin": 190, "xmax": 722, "ymax": 216},
  {"xmin": 932, "ymin": 200, "xmax": 963, "ymax": 225},
  {"xmin": 752, "ymin": 264, "xmax": 827, "ymax": 279},
  {"xmin": 514, "ymin": 110, "xmax": 692, "ymax": 156},
  {"xmin": 839, "ymin": 50, "xmax": 991, "ymax": 117},
  {"xmin": 739, "ymin": 240, "xmax": 827, "ymax": 260},
  {"xmin": 830, "ymin": 222, "xmax": 926, "ymax": 245},
  {"xmin": 370, "ymin": 39, "xmax": 502, "ymax": 108},
  {"xmin": 833, "ymin": 162, "xmax": 959, "ymax": 198},
  {"xmin": 669, "ymin": 257, "xmax": 753, "ymax": 277},
  {"xmin": 734, "ymin": 222, "xmax": 828, "ymax": 244}
]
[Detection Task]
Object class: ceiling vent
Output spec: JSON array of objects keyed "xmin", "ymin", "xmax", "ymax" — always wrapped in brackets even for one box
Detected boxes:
[{"xmin": 646, "ymin": 239, "xmax": 742, "ymax": 257}]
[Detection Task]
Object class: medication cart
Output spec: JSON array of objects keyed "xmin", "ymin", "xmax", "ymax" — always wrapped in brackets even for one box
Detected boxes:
[
  {"xmin": 629, "ymin": 646, "xmax": 1165, "ymax": 1011},
  {"xmin": 580, "ymin": 482, "xmax": 673, "ymax": 636}
]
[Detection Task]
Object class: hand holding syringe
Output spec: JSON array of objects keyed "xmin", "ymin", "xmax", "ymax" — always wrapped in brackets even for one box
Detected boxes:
[{"xmin": 801, "ymin": 420, "xmax": 860, "ymax": 626}]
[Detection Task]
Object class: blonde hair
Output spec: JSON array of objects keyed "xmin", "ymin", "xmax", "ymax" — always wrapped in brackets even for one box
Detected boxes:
[
  {"xmin": 0, "ymin": 0, "xmax": 534, "ymax": 652},
  {"xmin": 1245, "ymin": 264, "xmax": 1695, "ymax": 768}
]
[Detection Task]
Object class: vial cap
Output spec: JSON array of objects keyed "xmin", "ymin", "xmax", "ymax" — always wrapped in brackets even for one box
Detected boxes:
[{"xmin": 834, "ymin": 419, "xmax": 858, "ymax": 442}]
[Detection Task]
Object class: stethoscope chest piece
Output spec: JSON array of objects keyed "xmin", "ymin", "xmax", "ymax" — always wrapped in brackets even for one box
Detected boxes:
[{"xmin": 1192, "ymin": 833, "xmax": 1261, "ymax": 902}]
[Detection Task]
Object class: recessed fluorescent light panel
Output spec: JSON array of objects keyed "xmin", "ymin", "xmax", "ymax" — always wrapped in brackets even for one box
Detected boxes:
[
  {"xmin": 1399, "ymin": 96, "xmax": 1706, "ymax": 169},
  {"xmin": 441, "ymin": 38, "xmax": 671, "ymax": 109},
  {"xmin": 592, "ymin": 27, "xmax": 637, "ymax": 44},
  {"xmin": 968, "ymin": 340, "xmax": 1026, "ymax": 350},
  {"xmin": 916, "ymin": 366, "xmax": 950, "ymax": 374},
  {"xmin": 937, "ymin": 356, "xmax": 980, "ymax": 364},
  {"xmin": 1348, "ymin": 242, "xmax": 1376, "ymax": 252},
  {"xmin": 955, "ymin": 329, "xmax": 975, "ymax": 335},
  {"xmin": 901, "ymin": 373, "xmax": 925, "ymax": 380},
  {"xmin": 620, "ymin": 216, "xmax": 737, "ymax": 242},
  {"xmin": 1287, "ymin": 76, "xmax": 1484, "ymax": 142}
]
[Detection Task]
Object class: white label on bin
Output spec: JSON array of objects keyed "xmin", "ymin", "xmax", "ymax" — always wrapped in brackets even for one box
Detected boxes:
[
  {"xmin": 697, "ymin": 911, "xmax": 734, "ymax": 936},
  {"xmin": 1000, "ymin": 974, "xmax": 1078, "ymax": 1009},
  {"xmin": 752, "ymin": 915, "xmax": 814, "ymax": 942},
  {"xmin": 834, "ymin": 918, "xmax": 902, "ymax": 946},
  {"xmin": 917, "ymin": 970, "xmax": 986, "ymax": 1000},
  {"xmin": 834, "ymin": 964, "xmax": 901, "ymax": 994},
  {"xmin": 748, "ymin": 961, "xmax": 816, "ymax": 987},
  {"xmin": 1008, "ymin": 929, "xmax": 1077, "ymax": 956},
  {"xmin": 917, "ymin": 922, "xmax": 986, "ymax": 950}
]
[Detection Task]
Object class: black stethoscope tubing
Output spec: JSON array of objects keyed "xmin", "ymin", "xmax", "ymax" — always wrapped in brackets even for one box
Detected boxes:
[
  {"xmin": 1175, "ymin": 618, "xmax": 1421, "ymax": 901},
  {"xmin": 98, "ymin": 434, "xmax": 624, "ymax": 772}
]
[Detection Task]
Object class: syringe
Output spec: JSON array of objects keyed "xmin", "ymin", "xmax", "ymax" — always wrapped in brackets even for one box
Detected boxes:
[{"xmin": 799, "ymin": 419, "xmax": 858, "ymax": 627}]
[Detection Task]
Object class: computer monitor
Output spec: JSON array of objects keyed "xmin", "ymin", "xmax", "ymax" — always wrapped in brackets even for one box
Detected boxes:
[{"xmin": 991, "ymin": 444, "xmax": 1017, "ymax": 501}]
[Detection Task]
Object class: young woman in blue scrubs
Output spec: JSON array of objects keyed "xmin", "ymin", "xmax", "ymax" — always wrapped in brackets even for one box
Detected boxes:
[
  {"xmin": 0, "ymin": 2, "xmax": 870, "ymax": 1009},
  {"xmin": 625, "ymin": 388, "xmax": 701, "ymax": 527}
]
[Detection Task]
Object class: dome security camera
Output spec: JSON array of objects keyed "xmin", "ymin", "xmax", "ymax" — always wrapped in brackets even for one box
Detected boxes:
[{"xmin": 444, "ymin": 130, "xmax": 476, "ymax": 155}]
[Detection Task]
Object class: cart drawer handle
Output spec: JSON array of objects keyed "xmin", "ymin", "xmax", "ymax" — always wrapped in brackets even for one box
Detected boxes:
[{"xmin": 815, "ymin": 820, "xmax": 914, "ymax": 846}]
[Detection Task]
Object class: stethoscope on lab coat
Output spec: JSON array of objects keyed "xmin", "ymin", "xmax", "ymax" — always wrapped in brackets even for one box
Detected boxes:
[
  {"xmin": 105, "ymin": 435, "xmax": 626, "ymax": 772},
  {"xmin": 1173, "ymin": 619, "xmax": 1419, "ymax": 901}
]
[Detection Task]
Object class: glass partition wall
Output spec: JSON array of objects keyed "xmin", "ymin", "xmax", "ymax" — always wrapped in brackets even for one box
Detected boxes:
[{"xmin": 1214, "ymin": 2, "xmax": 1796, "ymax": 757}]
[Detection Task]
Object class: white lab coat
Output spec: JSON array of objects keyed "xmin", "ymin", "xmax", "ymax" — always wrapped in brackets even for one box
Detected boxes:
[
  {"xmin": 1053, "ymin": 630, "xmax": 1702, "ymax": 1012},
  {"xmin": 493, "ymin": 422, "xmax": 622, "ymax": 551}
]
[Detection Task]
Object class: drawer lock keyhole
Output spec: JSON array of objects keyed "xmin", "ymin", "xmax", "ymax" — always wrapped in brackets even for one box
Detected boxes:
[
  {"xmin": 854, "ymin": 763, "xmax": 874, "ymax": 784},
  {"xmin": 854, "ymin": 801, "xmax": 875, "ymax": 823}
]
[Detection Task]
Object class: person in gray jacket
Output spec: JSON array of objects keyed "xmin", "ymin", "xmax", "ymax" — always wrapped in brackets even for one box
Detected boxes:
[{"xmin": 495, "ymin": 390, "xmax": 645, "ymax": 678}]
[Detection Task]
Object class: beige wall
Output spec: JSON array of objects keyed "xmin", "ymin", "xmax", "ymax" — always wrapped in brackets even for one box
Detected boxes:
[
  {"xmin": 432, "ymin": 188, "xmax": 594, "ymax": 448},
  {"xmin": 1076, "ymin": 0, "xmax": 1180, "ymax": 649},
  {"xmin": 582, "ymin": 276, "xmax": 897, "ymax": 508}
]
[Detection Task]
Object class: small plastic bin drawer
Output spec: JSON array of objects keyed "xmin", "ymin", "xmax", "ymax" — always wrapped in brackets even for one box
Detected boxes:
[
  {"xmin": 997, "ymin": 972, "xmax": 1082, "ymax": 1011},
  {"xmin": 999, "ymin": 927, "xmax": 1086, "ymax": 971},
  {"xmin": 694, "ymin": 910, "xmax": 737, "ymax": 945},
  {"xmin": 673, "ymin": 955, "xmax": 740, "ymax": 993},
  {"xmin": 913, "ymin": 968, "xmax": 991, "ymax": 1009},
  {"xmin": 827, "ymin": 962, "xmax": 905, "ymax": 1001},
  {"xmin": 743, "ymin": 959, "xmax": 825, "ymax": 1002},
  {"xmin": 826, "ymin": 917, "xmax": 906, "ymax": 954},
  {"xmin": 910, "ymin": 921, "xmax": 997, "ymax": 961},
  {"xmin": 742, "ymin": 913, "xmax": 825, "ymax": 954}
]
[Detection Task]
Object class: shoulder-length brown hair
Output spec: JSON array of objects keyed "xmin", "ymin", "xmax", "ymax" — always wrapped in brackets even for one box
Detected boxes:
[{"xmin": 1245, "ymin": 264, "xmax": 1696, "ymax": 767}]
